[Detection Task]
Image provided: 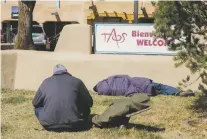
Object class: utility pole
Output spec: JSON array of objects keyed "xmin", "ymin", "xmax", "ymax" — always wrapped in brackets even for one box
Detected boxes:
[{"xmin": 134, "ymin": 0, "xmax": 139, "ymax": 23}]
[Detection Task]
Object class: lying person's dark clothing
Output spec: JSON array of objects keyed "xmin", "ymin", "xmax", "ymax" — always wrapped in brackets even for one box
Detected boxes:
[
  {"xmin": 93, "ymin": 75, "xmax": 194, "ymax": 97},
  {"xmin": 93, "ymin": 75, "xmax": 156, "ymax": 96},
  {"xmin": 32, "ymin": 64, "xmax": 93, "ymax": 131}
]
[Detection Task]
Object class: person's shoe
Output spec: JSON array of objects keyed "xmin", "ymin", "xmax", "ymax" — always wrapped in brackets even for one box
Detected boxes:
[{"xmin": 180, "ymin": 90, "xmax": 195, "ymax": 97}]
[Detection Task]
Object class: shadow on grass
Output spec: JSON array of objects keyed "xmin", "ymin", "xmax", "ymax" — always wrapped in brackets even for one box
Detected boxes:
[
  {"xmin": 39, "ymin": 115, "xmax": 96, "ymax": 133},
  {"xmin": 40, "ymin": 121, "xmax": 93, "ymax": 133},
  {"xmin": 126, "ymin": 123, "xmax": 165, "ymax": 132},
  {"xmin": 101, "ymin": 127, "xmax": 164, "ymax": 139},
  {"xmin": 43, "ymin": 114, "xmax": 164, "ymax": 133},
  {"xmin": 90, "ymin": 114, "xmax": 164, "ymax": 132},
  {"xmin": 190, "ymin": 95, "xmax": 207, "ymax": 117},
  {"xmin": 95, "ymin": 123, "xmax": 165, "ymax": 132}
]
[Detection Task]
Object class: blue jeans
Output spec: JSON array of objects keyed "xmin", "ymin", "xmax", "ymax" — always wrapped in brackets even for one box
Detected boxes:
[
  {"xmin": 35, "ymin": 107, "xmax": 42, "ymax": 119},
  {"xmin": 152, "ymin": 82, "xmax": 180, "ymax": 96}
]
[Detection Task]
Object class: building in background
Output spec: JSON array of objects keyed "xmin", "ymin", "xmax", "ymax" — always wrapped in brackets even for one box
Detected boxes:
[{"xmin": 1, "ymin": 0, "xmax": 155, "ymax": 43}]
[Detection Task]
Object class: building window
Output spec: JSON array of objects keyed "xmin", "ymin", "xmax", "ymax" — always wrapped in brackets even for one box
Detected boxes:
[
  {"xmin": 2, "ymin": 0, "xmax": 6, "ymax": 3},
  {"xmin": 56, "ymin": 0, "xmax": 60, "ymax": 9}
]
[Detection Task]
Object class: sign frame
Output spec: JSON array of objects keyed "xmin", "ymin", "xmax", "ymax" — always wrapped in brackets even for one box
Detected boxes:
[{"xmin": 94, "ymin": 23, "xmax": 177, "ymax": 56}]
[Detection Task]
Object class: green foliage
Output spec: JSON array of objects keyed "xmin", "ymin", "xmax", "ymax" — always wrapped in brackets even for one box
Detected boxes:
[{"xmin": 152, "ymin": 1, "xmax": 207, "ymax": 94}]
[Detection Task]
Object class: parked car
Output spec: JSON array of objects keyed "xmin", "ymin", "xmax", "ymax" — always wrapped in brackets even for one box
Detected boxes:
[
  {"xmin": 1, "ymin": 30, "xmax": 6, "ymax": 43},
  {"xmin": 32, "ymin": 25, "xmax": 47, "ymax": 45},
  {"xmin": 14, "ymin": 25, "xmax": 47, "ymax": 46}
]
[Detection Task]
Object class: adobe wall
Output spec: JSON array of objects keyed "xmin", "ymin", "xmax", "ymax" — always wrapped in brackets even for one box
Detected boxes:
[
  {"xmin": 84, "ymin": 1, "xmax": 155, "ymax": 14},
  {"xmin": 55, "ymin": 24, "xmax": 92, "ymax": 54},
  {"xmin": 1, "ymin": 1, "xmax": 155, "ymax": 24},
  {"xmin": 1, "ymin": 50, "xmax": 17, "ymax": 89},
  {"xmin": 1, "ymin": 1, "xmax": 86, "ymax": 24},
  {"xmin": 1, "ymin": 24, "xmax": 200, "ymax": 92},
  {"xmin": 1, "ymin": 50, "xmax": 199, "ymax": 91}
]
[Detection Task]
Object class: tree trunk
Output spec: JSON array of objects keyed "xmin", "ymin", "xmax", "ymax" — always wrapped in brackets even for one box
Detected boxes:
[{"xmin": 15, "ymin": 1, "xmax": 36, "ymax": 49}]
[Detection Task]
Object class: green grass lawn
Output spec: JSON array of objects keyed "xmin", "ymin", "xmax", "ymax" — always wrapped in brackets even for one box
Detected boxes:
[{"xmin": 1, "ymin": 89, "xmax": 207, "ymax": 139}]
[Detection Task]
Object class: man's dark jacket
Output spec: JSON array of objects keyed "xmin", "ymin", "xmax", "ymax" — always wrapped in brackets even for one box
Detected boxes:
[{"xmin": 32, "ymin": 70, "xmax": 93, "ymax": 129}]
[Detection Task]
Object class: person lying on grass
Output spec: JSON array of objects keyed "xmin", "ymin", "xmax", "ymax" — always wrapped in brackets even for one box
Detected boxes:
[{"xmin": 93, "ymin": 75, "xmax": 195, "ymax": 97}]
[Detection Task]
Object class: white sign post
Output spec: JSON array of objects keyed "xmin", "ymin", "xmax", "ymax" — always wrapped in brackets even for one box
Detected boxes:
[{"xmin": 94, "ymin": 24, "xmax": 177, "ymax": 55}]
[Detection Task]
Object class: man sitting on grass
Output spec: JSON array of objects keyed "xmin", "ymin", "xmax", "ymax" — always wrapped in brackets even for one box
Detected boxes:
[{"xmin": 32, "ymin": 64, "xmax": 93, "ymax": 132}]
